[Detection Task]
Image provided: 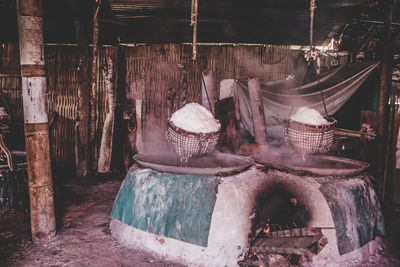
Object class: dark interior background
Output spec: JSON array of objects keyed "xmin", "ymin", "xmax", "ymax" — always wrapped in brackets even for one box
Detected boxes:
[{"xmin": 1, "ymin": 0, "xmax": 399, "ymax": 45}]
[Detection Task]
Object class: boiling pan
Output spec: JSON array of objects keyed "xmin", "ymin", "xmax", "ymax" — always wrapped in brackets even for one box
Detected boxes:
[
  {"xmin": 252, "ymin": 152, "xmax": 369, "ymax": 176},
  {"xmin": 133, "ymin": 151, "xmax": 254, "ymax": 175}
]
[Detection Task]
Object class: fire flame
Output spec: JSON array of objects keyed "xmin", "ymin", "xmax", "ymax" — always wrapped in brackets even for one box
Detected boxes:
[
  {"xmin": 263, "ymin": 225, "xmax": 270, "ymax": 233},
  {"xmin": 246, "ymin": 250, "xmax": 257, "ymax": 258}
]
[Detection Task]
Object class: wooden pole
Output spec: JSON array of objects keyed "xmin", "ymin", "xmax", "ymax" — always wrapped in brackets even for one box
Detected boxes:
[
  {"xmin": 201, "ymin": 70, "xmax": 215, "ymax": 115},
  {"xmin": 17, "ymin": 0, "xmax": 56, "ymax": 243},
  {"xmin": 72, "ymin": 0, "xmax": 90, "ymax": 177},
  {"xmin": 90, "ymin": 0, "xmax": 100, "ymax": 171},
  {"xmin": 98, "ymin": 58, "xmax": 115, "ymax": 173},
  {"xmin": 383, "ymin": 87, "xmax": 396, "ymax": 201},
  {"xmin": 377, "ymin": 0, "xmax": 395, "ymax": 201},
  {"xmin": 135, "ymin": 99, "xmax": 144, "ymax": 153},
  {"xmin": 377, "ymin": 0, "xmax": 395, "ymax": 199},
  {"xmin": 114, "ymin": 45, "xmax": 128, "ymax": 172},
  {"xmin": 191, "ymin": 0, "xmax": 198, "ymax": 60},
  {"xmin": 309, "ymin": 0, "xmax": 316, "ymax": 59},
  {"xmin": 248, "ymin": 77, "xmax": 269, "ymax": 149}
]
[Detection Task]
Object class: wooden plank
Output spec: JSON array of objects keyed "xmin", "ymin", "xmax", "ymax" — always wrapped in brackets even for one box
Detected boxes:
[
  {"xmin": 252, "ymin": 233, "xmax": 328, "ymax": 256},
  {"xmin": 263, "ymin": 227, "xmax": 322, "ymax": 238}
]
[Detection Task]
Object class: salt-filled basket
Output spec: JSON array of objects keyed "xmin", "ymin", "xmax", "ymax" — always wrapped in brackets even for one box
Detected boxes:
[{"xmin": 165, "ymin": 103, "xmax": 221, "ymax": 160}]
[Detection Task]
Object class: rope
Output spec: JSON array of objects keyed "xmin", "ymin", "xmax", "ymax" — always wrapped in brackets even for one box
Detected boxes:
[
  {"xmin": 0, "ymin": 134, "xmax": 13, "ymax": 171},
  {"xmin": 287, "ymin": 61, "xmax": 310, "ymax": 120},
  {"xmin": 314, "ymin": 60, "xmax": 329, "ymax": 116}
]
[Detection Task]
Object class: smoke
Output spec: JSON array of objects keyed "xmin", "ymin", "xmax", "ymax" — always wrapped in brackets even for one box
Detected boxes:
[
  {"xmin": 142, "ymin": 112, "xmax": 170, "ymax": 153},
  {"xmin": 126, "ymin": 58, "xmax": 179, "ymax": 155}
]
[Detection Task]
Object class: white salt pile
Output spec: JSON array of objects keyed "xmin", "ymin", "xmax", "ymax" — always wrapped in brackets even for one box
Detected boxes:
[
  {"xmin": 290, "ymin": 107, "xmax": 328, "ymax": 125},
  {"xmin": 170, "ymin": 102, "xmax": 221, "ymax": 133}
]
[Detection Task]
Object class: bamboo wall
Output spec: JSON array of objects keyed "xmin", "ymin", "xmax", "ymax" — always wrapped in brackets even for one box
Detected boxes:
[
  {"xmin": 0, "ymin": 43, "xmax": 22, "ymax": 122},
  {"xmin": 123, "ymin": 44, "xmax": 307, "ymax": 151},
  {"xmin": 0, "ymin": 42, "xmax": 316, "ymax": 168},
  {"xmin": 45, "ymin": 45, "xmax": 79, "ymax": 165}
]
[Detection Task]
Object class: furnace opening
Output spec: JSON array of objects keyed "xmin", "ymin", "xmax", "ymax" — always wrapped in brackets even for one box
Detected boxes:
[{"xmin": 250, "ymin": 182, "xmax": 312, "ymax": 239}]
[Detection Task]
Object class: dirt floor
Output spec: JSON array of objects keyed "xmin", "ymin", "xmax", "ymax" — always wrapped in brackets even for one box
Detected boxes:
[
  {"xmin": 0, "ymin": 170, "xmax": 400, "ymax": 267},
  {"xmin": 0, "ymin": 172, "xmax": 184, "ymax": 267}
]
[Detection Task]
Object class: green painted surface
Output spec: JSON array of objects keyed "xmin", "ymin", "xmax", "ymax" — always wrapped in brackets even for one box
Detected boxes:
[
  {"xmin": 319, "ymin": 176, "xmax": 385, "ymax": 255},
  {"xmin": 110, "ymin": 167, "xmax": 219, "ymax": 247}
]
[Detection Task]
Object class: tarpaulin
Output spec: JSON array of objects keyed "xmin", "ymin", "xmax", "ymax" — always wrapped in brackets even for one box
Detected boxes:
[{"xmin": 220, "ymin": 62, "xmax": 379, "ymax": 136}]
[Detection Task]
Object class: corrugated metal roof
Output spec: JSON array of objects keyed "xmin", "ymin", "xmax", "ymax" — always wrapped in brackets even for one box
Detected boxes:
[
  {"xmin": 0, "ymin": 0, "xmax": 397, "ymax": 44},
  {"xmin": 103, "ymin": 0, "xmax": 363, "ymax": 44}
]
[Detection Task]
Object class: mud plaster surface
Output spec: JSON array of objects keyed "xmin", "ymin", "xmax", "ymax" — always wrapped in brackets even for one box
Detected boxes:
[
  {"xmin": 0, "ymin": 174, "xmax": 399, "ymax": 267},
  {"xmin": 0, "ymin": 178, "xmax": 184, "ymax": 267}
]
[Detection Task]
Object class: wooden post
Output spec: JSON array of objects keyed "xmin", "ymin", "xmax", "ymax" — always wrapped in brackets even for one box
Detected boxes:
[
  {"xmin": 114, "ymin": 45, "xmax": 129, "ymax": 172},
  {"xmin": 135, "ymin": 99, "xmax": 144, "ymax": 153},
  {"xmin": 98, "ymin": 58, "xmax": 114, "ymax": 173},
  {"xmin": 90, "ymin": 0, "xmax": 100, "ymax": 171},
  {"xmin": 248, "ymin": 77, "xmax": 269, "ymax": 149},
  {"xmin": 72, "ymin": 0, "xmax": 90, "ymax": 177},
  {"xmin": 17, "ymin": 0, "xmax": 56, "ymax": 243},
  {"xmin": 377, "ymin": 0, "xmax": 395, "ymax": 199},
  {"xmin": 201, "ymin": 70, "xmax": 215, "ymax": 115}
]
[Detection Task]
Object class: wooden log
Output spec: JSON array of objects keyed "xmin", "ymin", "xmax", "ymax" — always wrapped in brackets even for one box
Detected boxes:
[
  {"xmin": 114, "ymin": 46, "xmax": 131, "ymax": 172},
  {"xmin": 248, "ymin": 77, "xmax": 269, "ymax": 148},
  {"xmin": 72, "ymin": 0, "xmax": 90, "ymax": 177},
  {"xmin": 90, "ymin": 0, "xmax": 100, "ymax": 171},
  {"xmin": 334, "ymin": 128, "xmax": 376, "ymax": 139},
  {"xmin": 377, "ymin": 0, "xmax": 395, "ymax": 199},
  {"xmin": 17, "ymin": 0, "xmax": 55, "ymax": 243},
  {"xmin": 252, "ymin": 232, "xmax": 327, "ymax": 256},
  {"xmin": 135, "ymin": 99, "xmax": 144, "ymax": 153},
  {"xmin": 201, "ymin": 70, "xmax": 215, "ymax": 115},
  {"xmin": 98, "ymin": 58, "xmax": 114, "ymax": 173}
]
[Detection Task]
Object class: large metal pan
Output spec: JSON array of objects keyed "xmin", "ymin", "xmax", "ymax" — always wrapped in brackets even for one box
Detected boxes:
[
  {"xmin": 252, "ymin": 152, "xmax": 369, "ymax": 176},
  {"xmin": 133, "ymin": 151, "xmax": 254, "ymax": 175}
]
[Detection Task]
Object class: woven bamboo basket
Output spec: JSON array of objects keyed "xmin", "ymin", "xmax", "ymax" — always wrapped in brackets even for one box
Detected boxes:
[
  {"xmin": 284, "ymin": 117, "xmax": 337, "ymax": 155},
  {"xmin": 165, "ymin": 121, "xmax": 221, "ymax": 160}
]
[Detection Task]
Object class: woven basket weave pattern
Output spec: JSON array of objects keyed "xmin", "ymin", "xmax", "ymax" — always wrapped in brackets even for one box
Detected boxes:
[
  {"xmin": 284, "ymin": 117, "xmax": 336, "ymax": 154},
  {"xmin": 165, "ymin": 122, "xmax": 220, "ymax": 158}
]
